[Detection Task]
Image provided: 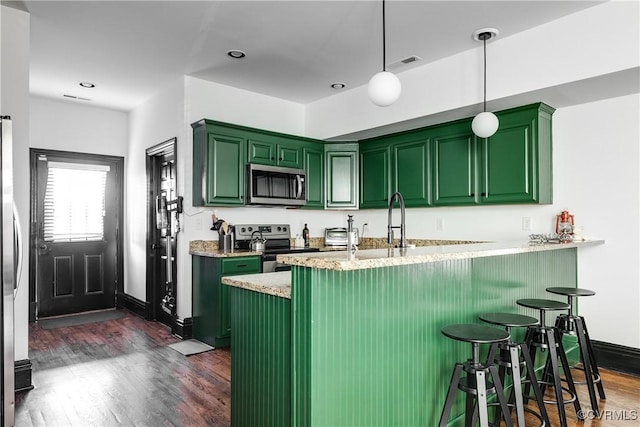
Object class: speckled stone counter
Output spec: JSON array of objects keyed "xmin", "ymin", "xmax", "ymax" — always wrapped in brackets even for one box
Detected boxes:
[
  {"xmin": 222, "ymin": 271, "xmax": 291, "ymax": 299},
  {"xmin": 189, "ymin": 240, "xmax": 261, "ymax": 258},
  {"xmin": 277, "ymin": 239, "xmax": 604, "ymax": 271}
]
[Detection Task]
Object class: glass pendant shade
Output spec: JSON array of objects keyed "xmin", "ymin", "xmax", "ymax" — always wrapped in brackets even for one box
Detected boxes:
[
  {"xmin": 368, "ymin": 71, "xmax": 401, "ymax": 107},
  {"xmin": 472, "ymin": 111, "xmax": 499, "ymax": 138}
]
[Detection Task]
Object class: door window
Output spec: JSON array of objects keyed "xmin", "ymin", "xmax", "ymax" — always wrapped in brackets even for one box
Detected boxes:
[{"xmin": 43, "ymin": 161, "xmax": 110, "ymax": 242}]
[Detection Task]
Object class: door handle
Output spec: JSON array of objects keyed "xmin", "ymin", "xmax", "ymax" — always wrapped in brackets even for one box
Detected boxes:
[
  {"xmin": 151, "ymin": 243, "xmax": 161, "ymax": 249},
  {"xmin": 39, "ymin": 244, "xmax": 47, "ymax": 250}
]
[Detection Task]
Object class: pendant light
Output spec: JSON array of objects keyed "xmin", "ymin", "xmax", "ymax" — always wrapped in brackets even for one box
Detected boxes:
[
  {"xmin": 471, "ymin": 28, "xmax": 499, "ymax": 138},
  {"xmin": 368, "ymin": 0, "xmax": 401, "ymax": 107}
]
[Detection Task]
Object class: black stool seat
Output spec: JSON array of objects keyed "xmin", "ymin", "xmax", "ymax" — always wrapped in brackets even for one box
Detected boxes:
[
  {"xmin": 547, "ymin": 287, "xmax": 596, "ymax": 297},
  {"xmin": 441, "ymin": 323, "xmax": 510, "ymax": 343},
  {"xmin": 517, "ymin": 298, "xmax": 570, "ymax": 311},
  {"xmin": 479, "ymin": 312, "xmax": 539, "ymax": 328}
]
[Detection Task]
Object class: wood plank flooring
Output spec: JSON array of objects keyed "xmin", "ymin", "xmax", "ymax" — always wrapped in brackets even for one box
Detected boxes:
[
  {"xmin": 16, "ymin": 309, "xmax": 640, "ymax": 426},
  {"xmin": 16, "ymin": 310, "xmax": 231, "ymax": 426}
]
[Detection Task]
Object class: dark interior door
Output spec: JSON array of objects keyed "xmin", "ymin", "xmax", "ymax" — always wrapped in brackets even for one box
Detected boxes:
[
  {"xmin": 147, "ymin": 139, "xmax": 177, "ymax": 328},
  {"xmin": 34, "ymin": 154, "xmax": 120, "ymax": 318}
]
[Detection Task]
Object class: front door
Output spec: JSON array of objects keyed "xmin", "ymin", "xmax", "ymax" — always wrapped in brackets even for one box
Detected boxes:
[{"xmin": 31, "ymin": 150, "xmax": 123, "ymax": 318}]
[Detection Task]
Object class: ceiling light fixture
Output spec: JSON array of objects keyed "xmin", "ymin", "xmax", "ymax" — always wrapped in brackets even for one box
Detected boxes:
[
  {"xmin": 331, "ymin": 83, "xmax": 346, "ymax": 90},
  {"xmin": 368, "ymin": 0, "xmax": 401, "ymax": 107},
  {"xmin": 79, "ymin": 82, "xmax": 95, "ymax": 88},
  {"xmin": 471, "ymin": 28, "xmax": 499, "ymax": 138},
  {"xmin": 227, "ymin": 49, "xmax": 246, "ymax": 59}
]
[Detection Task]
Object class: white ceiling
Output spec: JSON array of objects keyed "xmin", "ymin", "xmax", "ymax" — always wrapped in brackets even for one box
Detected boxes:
[{"xmin": 13, "ymin": 0, "xmax": 606, "ymax": 112}]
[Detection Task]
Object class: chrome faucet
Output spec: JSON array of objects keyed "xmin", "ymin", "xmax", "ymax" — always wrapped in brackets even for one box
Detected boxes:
[{"xmin": 387, "ymin": 191, "xmax": 407, "ymax": 248}]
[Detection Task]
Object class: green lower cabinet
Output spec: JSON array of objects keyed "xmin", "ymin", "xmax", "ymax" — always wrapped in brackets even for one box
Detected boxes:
[
  {"xmin": 230, "ymin": 288, "xmax": 291, "ymax": 427},
  {"xmin": 192, "ymin": 255, "xmax": 260, "ymax": 348}
]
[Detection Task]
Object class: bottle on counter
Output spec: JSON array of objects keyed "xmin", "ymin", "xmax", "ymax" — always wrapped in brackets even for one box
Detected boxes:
[
  {"xmin": 295, "ymin": 234, "xmax": 304, "ymax": 248},
  {"xmin": 302, "ymin": 224, "xmax": 310, "ymax": 248}
]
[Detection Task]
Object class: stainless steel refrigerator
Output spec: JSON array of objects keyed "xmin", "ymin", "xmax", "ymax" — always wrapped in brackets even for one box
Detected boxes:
[{"xmin": 1, "ymin": 116, "xmax": 15, "ymax": 426}]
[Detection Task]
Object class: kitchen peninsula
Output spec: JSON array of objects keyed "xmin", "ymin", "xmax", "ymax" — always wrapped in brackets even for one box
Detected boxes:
[{"xmin": 223, "ymin": 240, "xmax": 603, "ymax": 427}]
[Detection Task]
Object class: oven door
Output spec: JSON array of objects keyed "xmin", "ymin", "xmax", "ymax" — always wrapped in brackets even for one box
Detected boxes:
[{"xmin": 262, "ymin": 253, "xmax": 291, "ymax": 272}]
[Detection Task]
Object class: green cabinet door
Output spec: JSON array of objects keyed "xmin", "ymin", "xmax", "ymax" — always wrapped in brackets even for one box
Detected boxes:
[
  {"xmin": 325, "ymin": 143, "xmax": 358, "ymax": 209},
  {"xmin": 303, "ymin": 144, "xmax": 325, "ymax": 209},
  {"xmin": 192, "ymin": 255, "xmax": 261, "ymax": 348},
  {"xmin": 247, "ymin": 136, "xmax": 303, "ymax": 169},
  {"xmin": 359, "ymin": 141, "xmax": 391, "ymax": 209},
  {"xmin": 432, "ymin": 120, "xmax": 477, "ymax": 206},
  {"xmin": 192, "ymin": 120, "xmax": 246, "ymax": 206},
  {"xmin": 479, "ymin": 103, "xmax": 554, "ymax": 204},
  {"xmin": 247, "ymin": 138, "xmax": 276, "ymax": 165},
  {"xmin": 393, "ymin": 134, "xmax": 431, "ymax": 207}
]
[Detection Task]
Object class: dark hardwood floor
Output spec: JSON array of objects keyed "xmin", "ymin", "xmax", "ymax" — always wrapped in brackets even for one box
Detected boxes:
[
  {"xmin": 16, "ymin": 310, "xmax": 231, "ymax": 426},
  {"xmin": 16, "ymin": 309, "xmax": 640, "ymax": 426}
]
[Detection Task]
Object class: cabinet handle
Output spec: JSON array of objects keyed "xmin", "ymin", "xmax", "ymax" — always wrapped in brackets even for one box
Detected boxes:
[
  {"xmin": 270, "ymin": 157, "xmax": 274, "ymax": 160},
  {"xmin": 236, "ymin": 264, "xmax": 247, "ymax": 268},
  {"xmin": 279, "ymin": 157, "xmax": 283, "ymax": 161},
  {"xmin": 470, "ymin": 193, "xmax": 475, "ymax": 197},
  {"xmin": 481, "ymin": 192, "xmax": 486, "ymax": 197}
]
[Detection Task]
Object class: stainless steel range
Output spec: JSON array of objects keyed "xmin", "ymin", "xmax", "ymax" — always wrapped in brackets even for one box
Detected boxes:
[{"xmin": 234, "ymin": 223, "xmax": 319, "ymax": 272}]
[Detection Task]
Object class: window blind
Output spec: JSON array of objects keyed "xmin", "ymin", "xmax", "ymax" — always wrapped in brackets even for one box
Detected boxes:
[{"xmin": 43, "ymin": 164, "xmax": 108, "ymax": 242}]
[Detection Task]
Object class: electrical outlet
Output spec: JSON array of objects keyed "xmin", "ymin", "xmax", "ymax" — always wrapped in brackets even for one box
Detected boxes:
[
  {"xmin": 436, "ymin": 218, "xmax": 444, "ymax": 230},
  {"xmin": 522, "ymin": 217, "xmax": 531, "ymax": 231}
]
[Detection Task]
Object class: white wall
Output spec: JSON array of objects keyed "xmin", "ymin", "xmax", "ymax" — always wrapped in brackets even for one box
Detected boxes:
[
  {"xmin": 1, "ymin": 5, "xmax": 30, "ymax": 361},
  {"xmin": 305, "ymin": 0, "xmax": 639, "ymax": 140},
  {"xmin": 126, "ymin": 77, "xmax": 185, "ymax": 305},
  {"xmin": 30, "ymin": 96, "xmax": 128, "ymax": 156}
]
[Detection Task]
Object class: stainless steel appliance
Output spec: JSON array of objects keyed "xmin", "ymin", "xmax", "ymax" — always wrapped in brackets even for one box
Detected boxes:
[
  {"xmin": 324, "ymin": 227, "xmax": 359, "ymax": 247},
  {"xmin": 235, "ymin": 223, "xmax": 319, "ymax": 272},
  {"xmin": 246, "ymin": 164, "xmax": 306, "ymax": 207},
  {"xmin": 1, "ymin": 116, "xmax": 16, "ymax": 426}
]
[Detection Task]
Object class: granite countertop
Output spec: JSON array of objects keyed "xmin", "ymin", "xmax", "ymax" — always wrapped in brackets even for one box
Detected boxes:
[
  {"xmin": 189, "ymin": 240, "xmax": 262, "ymax": 258},
  {"xmin": 276, "ymin": 239, "xmax": 604, "ymax": 271},
  {"xmin": 222, "ymin": 271, "xmax": 292, "ymax": 299}
]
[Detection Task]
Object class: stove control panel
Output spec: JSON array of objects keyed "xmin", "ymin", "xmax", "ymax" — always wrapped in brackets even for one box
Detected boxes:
[{"xmin": 235, "ymin": 223, "xmax": 291, "ymax": 241}]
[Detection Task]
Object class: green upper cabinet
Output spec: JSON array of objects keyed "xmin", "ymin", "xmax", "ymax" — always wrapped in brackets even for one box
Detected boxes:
[
  {"xmin": 432, "ymin": 102, "xmax": 554, "ymax": 206},
  {"xmin": 431, "ymin": 119, "xmax": 477, "ymax": 206},
  {"xmin": 392, "ymin": 130, "xmax": 431, "ymax": 207},
  {"xmin": 192, "ymin": 120, "xmax": 246, "ymax": 206},
  {"xmin": 325, "ymin": 143, "xmax": 359, "ymax": 209},
  {"xmin": 192, "ymin": 119, "xmax": 323, "ymax": 207},
  {"xmin": 359, "ymin": 129, "xmax": 431, "ymax": 209},
  {"xmin": 359, "ymin": 140, "xmax": 391, "ymax": 209},
  {"xmin": 247, "ymin": 136, "xmax": 303, "ymax": 169},
  {"xmin": 303, "ymin": 143, "xmax": 325, "ymax": 209},
  {"xmin": 479, "ymin": 103, "xmax": 554, "ymax": 204}
]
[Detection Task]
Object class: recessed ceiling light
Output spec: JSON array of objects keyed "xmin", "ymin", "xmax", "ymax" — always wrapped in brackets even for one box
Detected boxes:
[
  {"xmin": 227, "ymin": 50, "xmax": 246, "ymax": 59},
  {"xmin": 79, "ymin": 82, "xmax": 95, "ymax": 88},
  {"xmin": 331, "ymin": 83, "xmax": 346, "ymax": 90}
]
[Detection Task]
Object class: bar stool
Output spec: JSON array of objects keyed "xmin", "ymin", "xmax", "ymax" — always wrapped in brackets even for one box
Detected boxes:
[
  {"xmin": 547, "ymin": 287, "xmax": 606, "ymax": 416},
  {"xmin": 479, "ymin": 313, "xmax": 550, "ymax": 426},
  {"xmin": 438, "ymin": 324, "xmax": 513, "ymax": 427},
  {"xmin": 516, "ymin": 298, "xmax": 582, "ymax": 427}
]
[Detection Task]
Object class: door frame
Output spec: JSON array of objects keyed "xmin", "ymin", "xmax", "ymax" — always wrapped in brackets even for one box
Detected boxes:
[
  {"xmin": 28, "ymin": 148, "xmax": 124, "ymax": 322},
  {"xmin": 145, "ymin": 138, "xmax": 178, "ymax": 329}
]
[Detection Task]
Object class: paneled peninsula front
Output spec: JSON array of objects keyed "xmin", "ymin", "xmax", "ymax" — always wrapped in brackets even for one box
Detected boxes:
[{"xmin": 223, "ymin": 240, "xmax": 602, "ymax": 427}]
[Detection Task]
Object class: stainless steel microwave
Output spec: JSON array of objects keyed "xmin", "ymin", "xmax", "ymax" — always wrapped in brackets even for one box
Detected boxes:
[{"xmin": 246, "ymin": 163, "xmax": 306, "ymax": 207}]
